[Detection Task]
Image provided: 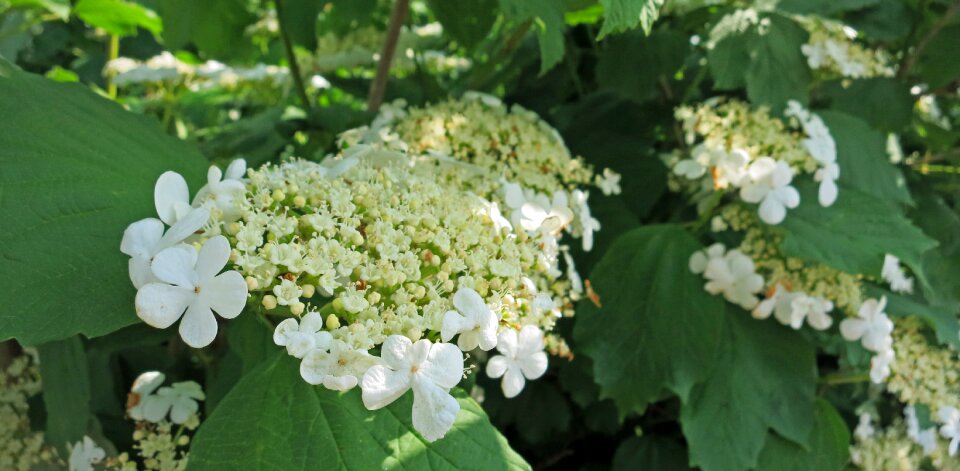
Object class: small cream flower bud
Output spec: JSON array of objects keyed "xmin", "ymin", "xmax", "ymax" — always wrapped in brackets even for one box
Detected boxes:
[
  {"xmin": 290, "ymin": 302, "xmax": 305, "ymax": 316},
  {"xmin": 271, "ymin": 189, "xmax": 285, "ymax": 201},
  {"xmin": 293, "ymin": 195, "xmax": 307, "ymax": 208},
  {"xmin": 405, "ymin": 328, "xmax": 423, "ymax": 341},
  {"xmin": 326, "ymin": 314, "xmax": 341, "ymax": 330},
  {"xmin": 245, "ymin": 276, "xmax": 259, "ymax": 290},
  {"xmin": 262, "ymin": 295, "xmax": 278, "ymax": 310},
  {"xmin": 367, "ymin": 291, "xmax": 381, "ymax": 304},
  {"xmin": 301, "ymin": 284, "xmax": 315, "ymax": 298}
]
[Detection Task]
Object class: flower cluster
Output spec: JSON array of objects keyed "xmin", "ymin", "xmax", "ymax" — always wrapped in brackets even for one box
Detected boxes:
[
  {"xmin": 796, "ymin": 16, "xmax": 896, "ymax": 79},
  {"xmin": 851, "ymin": 406, "xmax": 960, "ymax": 470},
  {"xmin": 120, "ymin": 98, "xmax": 599, "ymax": 441},
  {"xmin": 105, "ymin": 53, "xmax": 292, "ymax": 90},
  {"xmin": 668, "ymin": 98, "xmax": 836, "ymax": 224},
  {"xmin": 0, "ymin": 354, "xmax": 61, "ymax": 471}
]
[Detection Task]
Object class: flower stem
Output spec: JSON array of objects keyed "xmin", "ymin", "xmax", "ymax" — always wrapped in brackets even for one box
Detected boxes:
[
  {"xmin": 106, "ymin": 34, "xmax": 119, "ymax": 99},
  {"xmin": 818, "ymin": 372, "xmax": 870, "ymax": 385},
  {"xmin": 275, "ymin": 0, "xmax": 312, "ymax": 111},
  {"xmin": 367, "ymin": 0, "xmax": 410, "ymax": 112}
]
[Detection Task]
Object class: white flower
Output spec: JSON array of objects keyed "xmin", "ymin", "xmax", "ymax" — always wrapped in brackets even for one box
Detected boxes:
[
  {"xmin": 441, "ymin": 288, "xmax": 499, "ymax": 351},
  {"xmin": 68, "ymin": 436, "xmax": 105, "ymax": 471},
  {"xmin": 154, "ymin": 171, "xmax": 193, "ymax": 226},
  {"xmin": 194, "ymin": 160, "xmax": 246, "ymax": 219},
  {"xmin": 127, "ymin": 371, "xmax": 166, "ymax": 422},
  {"xmin": 300, "ymin": 339, "xmax": 378, "ymax": 390},
  {"xmin": 690, "ymin": 244, "xmax": 764, "ymax": 310},
  {"xmin": 141, "ymin": 381, "xmax": 205, "ymax": 424},
  {"xmin": 486, "ymin": 326, "xmax": 548, "ymax": 398},
  {"xmin": 786, "ymin": 293, "xmax": 834, "ymax": 330},
  {"xmin": 854, "ymin": 413, "xmax": 874, "ymax": 440},
  {"xmin": 272, "ymin": 279, "xmax": 303, "ymax": 306},
  {"xmin": 739, "ymin": 157, "xmax": 800, "ymax": 225},
  {"xmin": 360, "ymin": 336, "xmax": 464, "ymax": 442},
  {"xmin": 906, "ymin": 405, "xmax": 939, "ymax": 455},
  {"xmin": 674, "ymin": 158, "xmax": 706, "ymax": 179},
  {"xmin": 595, "ymin": 168, "xmax": 622, "ymax": 195},
  {"xmin": 562, "ymin": 249, "xmax": 584, "ymax": 295},
  {"xmin": 274, "ymin": 311, "xmax": 333, "ymax": 358},
  {"xmin": 521, "ymin": 192, "xmax": 574, "ymax": 234},
  {"xmin": 713, "ymin": 148, "xmax": 750, "ymax": 188},
  {"xmin": 869, "ymin": 348, "xmax": 894, "ymax": 383},
  {"xmin": 881, "ymin": 254, "xmax": 914, "ymax": 294},
  {"xmin": 135, "ymin": 236, "xmax": 248, "ymax": 348},
  {"xmin": 814, "ymin": 161, "xmax": 839, "ymax": 207},
  {"xmin": 840, "ymin": 297, "xmax": 893, "ymax": 352},
  {"xmin": 572, "ymin": 190, "xmax": 600, "ymax": 251},
  {"xmin": 479, "ymin": 198, "xmax": 512, "ymax": 232},
  {"xmin": 462, "ymin": 90, "xmax": 502, "ymax": 108},
  {"xmin": 120, "ymin": 207, "xmax": 210, "ymax": 288},
  {"xmin": 938, "ymin": 406, "xmax": 960, "ymax": 456}
]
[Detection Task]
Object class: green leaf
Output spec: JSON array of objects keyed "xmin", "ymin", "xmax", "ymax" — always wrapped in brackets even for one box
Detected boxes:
[
  {"xmin": 776, "ymin": 0, "xmax": 878, "ymax": 15},
  {"xmin": 819, "ymin": 110, "xmax": 912, "ymax": 205},
  {"xmin": 846, "ymin": 0, "xmax": 915, "ymax": 42},
  {"xmin": 499, "ymin": 0, "xmax": 566, "ymax": 74},
  {"xmin": 38, "ymin": 336, "xmax": 91, "ymax": 454},
  {"xmin": 822, "ymin": 78, "xmax": 915, "ymax": 133},
  {"xmin": 277, "ymin": 0, "xmax": 322, "ymax": 50},
  {"xmin": 709, "ymin": 13, "xmax": 811, "ymax": 110},
  {"xmin": 189, "ymin": 353, "xmax": 530, "ymax": 470},
  {"xmin": 597, "ymin": 0, "xmax": 664, "ymax": 38},
  {"xmin": 7, "ymin": 0, "xmax": 71, "ymax": 20},
  {"xmin": 596, "ymin": 30, "xmax": 689, "ymax": 104},
  {"xmin": 612, "ymin": 435, "xmax": 693, "ymax": 471},
  {"xmin": 681, "ymin": 310, "xmax": 817, "ymax": 471},
  {"xmin": 911, "ymin": 192, "xmax": 960, "ymax": 311},
  {"xmin": 73, "ymin": 0, "xmax": 163, "ymax": 36},
  {"xmin": 778, "ymin": 182, "xmax": 936, "ymax": 278},
  {"xmin": 0, "ymin": 60, "xmax": 208, "ymax": 345},
  {"xmin": 158, "ymin": 0, "xmax": 255, "ymax": 59},
  {"xmin": 917, "ymin": 23, "xmax": 960, "ymax": 88},
  {"xmin": 755, "ymin": 399, "xmax": 850, "ymax": 471},
  {"xmin": 573, "ymin": 224, "xmax": 725, "ymax": 416},
  {"xmin": 428, "ymin": 0, "xmax": 497, "ymax": 49}
]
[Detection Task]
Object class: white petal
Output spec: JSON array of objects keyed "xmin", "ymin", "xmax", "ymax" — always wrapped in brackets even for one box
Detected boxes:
[
  {"xmin": 440, "ymin": 310, "xmax": 468, "ymax": 343},
  {"xmin": 456, "ymin": 331, "xmax": 481, "ymax": 351},
  {"xmin": 131, "ymin": 371, "xmax": 165, "ymax": 395},
  {"xmin": 517, "ymin": 351, "xmax": 548, "ymax": 380},
  {"xmin": 420, "ymin": 342, "xmax": 464, "ymax": 390},
  {"xmin": 300, "ymin": 311, "xmax": 324, "ymax": 333},
  {"xmin": 501, "ymin": 367, "xmax": 526, "ymax": 398},
  {"xmin": 323, "ymin": 375, "xmax": 359, "ymax": 391},
  {"xmin": 273, "ymin": 318, "xmax": 298, "ymax": 346},
  {"xmin": 141, "ymin": 395, "xmax": 173, "ymax": 423},
  {"xmin": 121, "ymin": 218, "xmax": 164, "ymax": 258},
  {"xmin": 158, "ymin": 207, "xmax": 210, "ymax": 249},
  {"xmin": 477, "ymin": 315, "xmax": 499, "ymax": 351},
  {"xmin": 411, "ymin": 377, "xmax": 460, "ymax": 442},
  {"xmin": 360, "ymin": 365, "xmax": 411, "ymax": 410},
  {"xmin": 151, "ymin": 245, "xmax": 199, "ymax": 287},
  {"xmin": 486, "ymin": 355, "xmax": 509, "ymax": 379},
  {"xmin": 129, "ymin": 256, "xmax": 157, "ymax": 289},
  {"xmin": 453, "ymin": 287, "xmax": 488, "ymax": 321},
  {"xmin": 300, "ymin": 350, "xmax": 329, "ymax": 385},
  {"xmin": 758, "ymin": 197, "xmax": 786, "ymax": 224},
  {"xmin": 154, "ymin": 171, "xmax": 190, "ymax": 226},
  {"xmin": 200, "ymin": 271, "xmax": 247, "ymax": 319},
  {"xmin": 169, "ymin": 397, "xmax": 198, "ymax": 424},
  {"xmin": 380, "ymin": 335, "xmax": 413, "ymax": 370},
  {"xmin": 516, "ymin": 326, "xmax": 545, "ymax": 356},
  {"xmin": 135, "ymin": 284, "xmax": 194, "ymax": 329},
  {"xmin": 840, "ymin": 318, "xmax": 867, "ymax": 342},
  {"xmin": 196, "ymin": 235, "xmax": 230, "ymax": 280},
  {"xmin": 178, "ymin": 301, "xmax": 218, "ymax": 348},
  {"xmin": 224, "ymin": 159, "xmax": 247, "ymax": 180},
  {"xmin": 819, "ymin": 177, "xmax": 838, "ymax": 207}
]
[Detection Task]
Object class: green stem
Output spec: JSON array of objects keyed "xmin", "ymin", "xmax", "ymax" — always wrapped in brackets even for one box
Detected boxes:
[
  {"xmin": 367, "ymin": 0, "xmax": 410, "ymax": 112},
  {"xmin": 106, "ymin": 34, "xmax": 120, "ymax": 99},
  {"xmin": 818, "ymin": 372, "xmax": 870, "ymax": 385},
  {"xmin": 275, "ymin": 0, "xmax": 312, "ymax": 111}
]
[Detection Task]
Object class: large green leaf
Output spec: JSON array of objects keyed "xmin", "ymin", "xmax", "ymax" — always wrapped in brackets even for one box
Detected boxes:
[
  {"xmin": 709, "ymin": 13, "xmax": 811, "ymax": 110},
  {"xmin": 911, "ymin": 192, "xmax": 960, "ymax": 311},
  {"xmin": 777, "ymin": 0, "xmax": 878, "ymax": 14},
  {"xmin": 277, "ymin": 0, "xmax": 323, "ymax": 50},
  {"xmin": 38, "ymin": 336, "xmax": 91, "ymax": 453},
  {"xmin": 597, "ymin": 0, "xmax": 664, "ymax": 38},
  {"xmin": 819, "ymin": 110, "xmax": 912, "ymax": 205},
  {"xmin": 596, "ymin": 30, "xmax": 689, "ymax": 104},
  {"xmin": 778, "ymin": 182, "xmax": 936, "ymax": 277},
  {"xmin": 428, "ymin": 0, "xmax": 497, "ymax": 49},
  {"xmin": 918, "ymin": 23, "xmax": 960, "ymax": 88},
  {"xmin": 0, "ymin": 60, "xmax": 208, "ymax": 345},
  {"xmin": 573, "ymin": 225, "xmax": 725, "ymax": 416},
  {"xmin": 680, "ymin": 310, "xmax": 817, "ymax": 471},
  {"xmin": 755, "ymin": 399, "xmax": 850, "ymax": 471},
  {"xmin": 822, "ymin": 78, "xmax": 914, "ymax": 133},
  {"xmin": 612, "ymin": 435, "xmax": 693, "ymax": 470},
  {"xmin": 72, "ymin": 0, "xmax": 162, "ymax": 36},
  {"xmin": 499, "ymin": 0, "xmax": 566, "ymax": 74},
  {"xmin": 189, "ymin": 353, "xmax": 530, "ymax": 470},
  {"xmin": 158, "ymin": 0, "xmax": 254, "ymax": 59}
]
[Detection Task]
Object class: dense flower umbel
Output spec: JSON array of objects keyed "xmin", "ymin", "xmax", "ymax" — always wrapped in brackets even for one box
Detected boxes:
[{"xmin": 796, "ymin": 15, "xmax": 896, "ymax": 80}]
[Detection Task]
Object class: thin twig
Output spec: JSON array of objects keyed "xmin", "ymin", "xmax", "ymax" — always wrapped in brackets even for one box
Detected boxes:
[
  {"xmin": 275, "ymin": 0, "xmax": 312, "ymax": 111},
  {"xmin": 898, "ymin": 0, "xmax": 960, "ymax": 79},
  {"xmin": 367, "ymin": 0, "xmax": 410, "ymax": 112},
  {"xmin": 106, "ymin": 34, "xmax": 119, "ymax": 98}
]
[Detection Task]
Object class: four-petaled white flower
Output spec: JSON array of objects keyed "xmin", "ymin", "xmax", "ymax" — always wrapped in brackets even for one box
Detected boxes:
[
  {"xmin": 882, "ymin": 254, "xmax": 914, "ymax": 294},
  {"xmin": 572, "ymin": 190, "xmax": 601, "ymax": 252},
  {"xmin": 193, "ymin": 159, "xmax": 246, "ymax": 220},
  {"xmin": 441, "ymin": 287, "xmax": 499, "ymax": 351},
  {"xmin": 486, "ymin": 325, "xmax": 548, "ymax": 398},
  {"xmin": 939, "ymin": 406, "xmax": 960, "ymax": 456},
  {"xmin": 154, "ymin": 171, "xmax": 193, "ymax": 226},
  {"xmin": 300, "ymin": 339, "xmax": 379, "ymax": 390},
  {"xmin": 147, "ymin": 381, "xmax": 205, "ymax": 424},
  {"xmin": 361, "ymin": 336, "xmax": 464, "ymax": 442},
  {"xmin": 504, "ymin": 183, "xmax": 573, "ymax": 234},
  {"xmin": 869, "ymin": 347, "xmax": 894, "ymax": 383},
  {"xmin": 274, "ymin": 311, "xmax": 333, "ymax": 358},
  {"xmin": 839, "ymin": 297, "xmax": 893, "ymax": 352},
  {"xmin": 739, "ymin": 157, "xmax": 800, "ymax": 225},
  {"xmin": 127, "ymin": 371, "xmax": 166, "ymax": 422},
  {"xmin": 479, "ymin": 197, "xmax": 513, "ymax": 232},
  {"xmin": 135, "ymin": 235, "xmax": 248, "ymax": 348},
  {"xmin": 690, "ymin": 244, "xmax": 764, "ymax": 310},
  {"xmin": 595, "ymin": 168, "xmax": 622, "ymax": 195},
  {"xmin": 121, "ymin": 207, "xmax": 210, "ymax": 288},
  {"xmin": 68, "ymin": 436, "xmax": 105, "ymax": 471}
]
